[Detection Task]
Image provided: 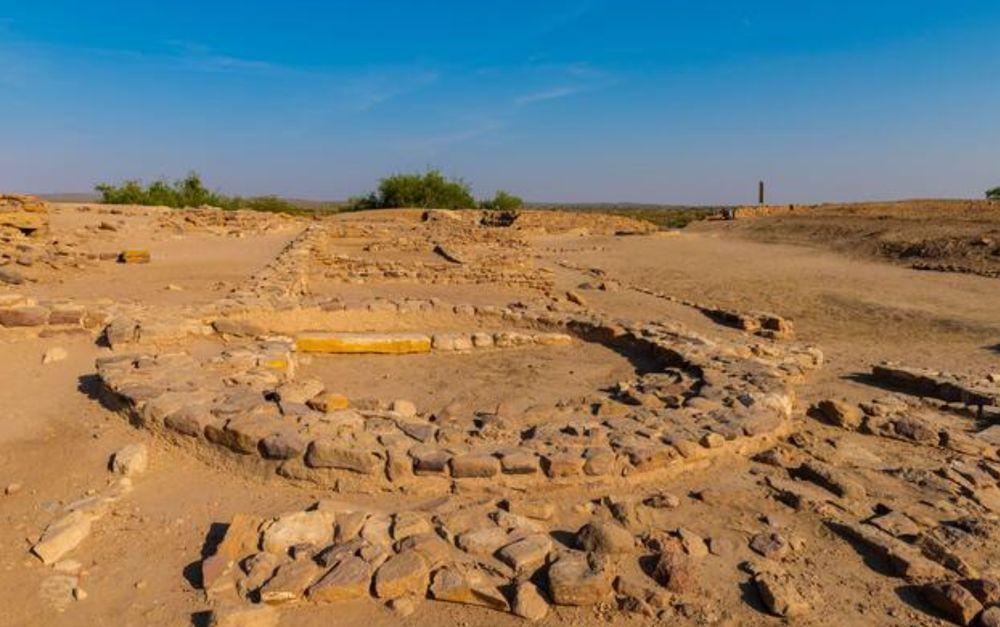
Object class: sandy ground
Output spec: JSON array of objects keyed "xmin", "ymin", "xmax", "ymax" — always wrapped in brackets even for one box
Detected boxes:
[{"xmin": 2, "ymin": 203, "xmax": 999, "ymax": 626}]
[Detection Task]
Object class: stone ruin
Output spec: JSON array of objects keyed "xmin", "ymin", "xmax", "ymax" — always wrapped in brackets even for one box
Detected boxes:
[
  {"xmin": 68, "ymin": 213, "xmax": 843, "ymax": 624},
  {"xmin": 15, "ymin": 205, "xmax": 1000, "ymax": 625}
]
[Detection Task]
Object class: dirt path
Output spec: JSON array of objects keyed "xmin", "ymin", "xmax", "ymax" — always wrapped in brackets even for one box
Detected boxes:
[{"xmin": 541, "ymin": 228, "xmax": 1000, "ymax": 402}]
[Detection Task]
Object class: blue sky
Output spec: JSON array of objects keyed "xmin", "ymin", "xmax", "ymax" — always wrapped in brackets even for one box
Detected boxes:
[{"xmin": 1, "ymin": 1, "xmax": 999, "ymax": 204}]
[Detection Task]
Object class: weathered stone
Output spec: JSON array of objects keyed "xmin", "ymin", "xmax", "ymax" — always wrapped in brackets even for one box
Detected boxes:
[
  {"xmin": 500, "ymin": 450, "xmax": 538, "ymax": 474},
  {"xmin": 920, "ymin": 581, "xmax": 982, "ymax": 626},
  {"xmin": 42, "ymin": 347, "xmax": 68, "ymax": 364},
  {"xmin": 32, "ymin": 510, "xmax": 93, "ymax": 564},
  {"xmin": 110, "ymin": 443, "xmax": 148, "ymax": 477},
  {"xmin": 542, "ymin": 453, "xmax": 584, "ymax": 478},
  {"xmin": 981, "ymin": 606, "xmax": 1000, "ymax": 627},
  {"xmin": 796, "ymin": 460, "xmax": 866, "ymax": 500},
  {"xmin": 211, "ymin": 417, "xmax": 272, "ymax": 455},
  {"xmin": 411, "ymin": 447, "xmax": 451, "ymax": 474},
  {"xmin": 202, "ymin": 514, "xmax": 262, "ymax": 590},
  {"xmin": 391, "ymin": 399, "xmax": 417, "ymax": 418},
  {"xmin": 456, "ymin": 526, "xmax": 509, "ymax": 556},
  {"xmin": 0, "ymin": 267, "xmax": 24, "ymax": 285},
  {"xmin": 755, "ymin": 570, "xmax": 810, "ymax": 618},
  {"xmin": 960, "ymin": 578, "xmax": 1000, "ymax": 606},
  {"xmin": 677, "ymin": 528, "xmax": 709, "ymax": 559},
  {"xmin": 546, "ymin": 553, "xmax": 612, "ymax": 606},
  {"xmin": 396, "ymin": 532, "xmax": 453, "ymax": 567},
  {"xmin": 208, "ymin": 604, "xmax": 279, "ymax": 627},
  {"xmin": 575, "ymin": 520, "xmax": 634, "ymax": 554},
  {"xmin": 652, "ymin": 545, "xmax": 694, "ymax": 593},
  {"xmin": 212, "ymin": 318, "xmax": 265, "ymax": 338},
  {"xmin": 513, "ymin": 581, "xmax": 549, "ymax": 621},
  {"xmin": 391, "ymin": 512, "xmax": 432, "ymax": 541},
  {"xmin": 830, "ymin": 520, "xmax": 947, "ymax": 582},
  {"xmin": 429, "ymin": 566, "xmax": 508, "ymax": 611},
  {"xmin": 260, "ymin": 430, "xmax": 306, "ymax": 460},
  {"xmin": 471, "ymin": 332, "xmax": 494, "ymax": 348},
  {"xmin": 334, "ymin": 512, "xmax": 369, "ymax": 543},
  {"xmin": 504, "ymin": 499, "xmax": 555, "ymax": 521},
  {"xmin": 869, "ymin": 511, "xmax": 921, "ymax": 539},
  {"xmin": 700, "ymin": 432, "xmax": 725, "ymax": 448},
  {"xmin": 308, "ymin": 393, "xmax": 351, "ymax": 412},
  {"xmin": 306, "ymin": 440, "xmax": 380, "ymax": 474},
  {"xmin": 261, "ymin": 511, "xmax": 336, "ymax": 555},
  {"xmin": 749, "ymin": 531, "xmax": 790, "ymax": 560},
  {"xmin": 811, "ymin": 399, "xmax": 863, "ymax": 430},
  {"xmin": 307, "ymin": 556, "xmax": 372, "ymax": 603},
  {"xmin": 0, "ymin": 305, "xmax": 49, "ymax": 327},
  {"xmin": 449, "ymin": 453, "xmax": 500, "ymax": 478},
  {"xmin": 582, "ymin": 448, "xmax": 615, "ymax": 476},
  {"xmin": 373, "ymin": 550, "xmax": 429, "ymax": 600},
  {"xmin": 497, "ymin": 534, "xmax": 552, "ymax": 574},
  {"xmin": 165, "ymin": 406, "xmax": 217, "ymax": 438},
  {"xmin": 258, "ymin": 558, "xmax": 322, "ymax": 604},
  {"xmin": 275, "ymin": 379, "xmax": 325, "ymax": 404}
]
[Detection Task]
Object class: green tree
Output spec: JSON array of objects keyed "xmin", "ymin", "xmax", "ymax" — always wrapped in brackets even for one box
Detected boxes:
[
  {"xmin": 480, "ymin": 190, "xmax": 524, "ymax": 211},
  {"xmin": 988, "ymin": 186, "xmax": 1000, "ymax": 200},
  {"xmin": 351, "ymin": 170, "xmax": 476, "ymax": 209}
]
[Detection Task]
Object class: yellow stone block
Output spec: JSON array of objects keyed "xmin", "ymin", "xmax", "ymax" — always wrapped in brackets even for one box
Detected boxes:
[
  {"xmin": 294, "ymin": 332, "xmax": 432, "ymax": 354},
  {"xmin": 118, "ymin": 250, "xmax": 151, "ymax": 264},
  {"xmin": 310, "ymin": 393, "xmax": 351, "ymax": 412},
  {"xmin": 263, "ymin": 358, "xmax": 290, "ymax": 372}
]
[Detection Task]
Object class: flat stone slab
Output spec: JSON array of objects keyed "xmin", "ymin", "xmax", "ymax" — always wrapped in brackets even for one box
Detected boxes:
[{"xmin": 294, "ymin": 332, "xmax": 432, "ymax": 354}]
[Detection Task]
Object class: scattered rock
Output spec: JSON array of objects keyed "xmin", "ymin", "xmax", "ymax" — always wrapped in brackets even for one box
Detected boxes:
[
  {"xmin": 749, "ymin": 531, "xmax": 790, "ymax": 560},
  {"xmin": 652, "ymin": 544, "xmax": 694, "ymax": 593},
  {"xmin": 42, "ymin": 347, "xmax": 67, "ymax": 364},
  {"xmin": 546, "ymin": 553, "xmax": 612, "ymax": 606},
  {"xmin": 32, "ymin": 510, "xmax": 93, "ymax": 564},
  {"xmin": 811, "ymin": 399, "xmax": 863, "ymax": 430},
  {"xmin": 920, "ymin": 581, "xmax": 982, "ymax": 626},
  {"xmin": 208, "ymin": 604, "xmax": 280, "ymax": 627},
  {"xmin": 575, "ymin": 520, "xmax": 635, "ymax": 554},
  {"xmin": 754, "ymin": 569, "xmax": 810, "ymax": 618},
  {"xmin": 110, "ymin": 443, "xmax": 148, "ymax": 477}
]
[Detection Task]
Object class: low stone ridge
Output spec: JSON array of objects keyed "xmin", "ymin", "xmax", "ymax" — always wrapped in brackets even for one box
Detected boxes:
[
  {"xmin": 95, "ymin": 298, "xmax": 821, "ymax": 493},
  {"xmin": 872, "ymin": 362, "xmax": 1000, "ymax": 408}
]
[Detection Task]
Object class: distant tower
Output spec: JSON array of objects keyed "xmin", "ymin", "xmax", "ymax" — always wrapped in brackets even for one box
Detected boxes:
[{"xmin": 758, "ymin": 181, "xmax": 765, "ymax": 205}]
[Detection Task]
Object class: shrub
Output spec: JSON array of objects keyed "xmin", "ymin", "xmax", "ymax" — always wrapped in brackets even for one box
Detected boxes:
[
  {"xmin": 350, "ymin": 170, "xmax": 476, "ymax": 210},
  {"xmin": 96, "ymin": 172, "xmax": 229, "ymax": 208},
  {"xmin": 480, "ymin": 190, "xmax": 524, "ymax": 211},
  {"xmin": 988, "ymin": 186, "xmax": 1000, "ymax": 200},
  {"xmin": 95, "ymin": 173, "xmax": 303, "ymax": 214}
]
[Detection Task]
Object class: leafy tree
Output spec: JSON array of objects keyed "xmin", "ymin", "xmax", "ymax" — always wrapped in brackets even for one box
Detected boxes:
[
  {"xmin": 351, "ymin": 170, "xmax": 476, "ymax": 209},
  {"xmin": 988, "ymin": 186, "xmax": 1000, "ymax": 200},
  {"xmin": 480, "ymin": 190, "xmax": 524, "ymax": 211}
]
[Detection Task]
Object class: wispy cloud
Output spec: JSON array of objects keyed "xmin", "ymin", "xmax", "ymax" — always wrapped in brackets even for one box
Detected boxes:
[
  {"xmin": 163, "ymin": 40, "xmax": 283, "ymax": 74},
  {"xmin": 393, "ymin": 117, "xmax": 504, "ymax": 154},
  {"xmin": 512, "ymin": 61, "xmax": 615, "ymax": 106},
  {"xmin": 514, "ymin": 85, "xmax": 584, "ymax": 105},
  {"xmin": 338, "ymin": 68, "xmax": 440, "ymax": 112}
]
